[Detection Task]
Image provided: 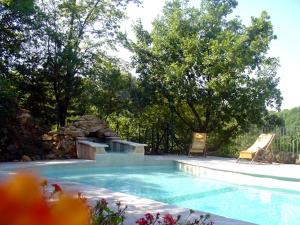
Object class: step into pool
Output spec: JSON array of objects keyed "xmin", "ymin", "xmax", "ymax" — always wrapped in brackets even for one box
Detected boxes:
[{"xmin": 27, "ymin": 161, "xmax": 300, "ymax": 225}]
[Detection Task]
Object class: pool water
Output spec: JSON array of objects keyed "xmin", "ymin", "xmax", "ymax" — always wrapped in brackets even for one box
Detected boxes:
[{"xmin": 37, "ymin": 163, "xmax": 300, "ymax": 225}]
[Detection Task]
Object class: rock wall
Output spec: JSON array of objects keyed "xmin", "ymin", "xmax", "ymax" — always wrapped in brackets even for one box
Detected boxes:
[
  {"xmin": 0, "ymin": 109, "xmax": 46, "ymax": 162},
  {"xmin": 42, "ymin": 115, "xmax": 118, "ymax": 159}
]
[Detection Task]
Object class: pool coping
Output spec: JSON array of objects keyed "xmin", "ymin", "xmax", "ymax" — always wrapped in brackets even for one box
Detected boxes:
[{"xmin": 145, "ymin": 155, "xmax": 300, "ymax": 181}]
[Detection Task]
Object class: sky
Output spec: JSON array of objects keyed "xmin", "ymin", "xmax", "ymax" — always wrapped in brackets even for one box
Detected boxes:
[{"xmin": 118, "ymin": 0, "xmax": 300, "ymax": 110}]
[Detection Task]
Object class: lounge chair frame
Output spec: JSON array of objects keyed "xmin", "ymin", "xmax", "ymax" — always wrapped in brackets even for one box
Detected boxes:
[
  {"xmin": 188, "ymin": 132, "xmax": 207, "ymax": 157},
  {"xmin": 237, "ymin": 133, "xmax": 275, "ymax": 163}
]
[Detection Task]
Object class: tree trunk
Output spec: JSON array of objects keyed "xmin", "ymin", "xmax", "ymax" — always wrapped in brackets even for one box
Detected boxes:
[{"xmin": 57, "ymin": 99, "xmax": 69, "ymax": 127}]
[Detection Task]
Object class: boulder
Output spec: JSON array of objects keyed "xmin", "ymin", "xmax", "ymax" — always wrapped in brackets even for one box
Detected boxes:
[
  {"xmin": 42, "ymin": 134, "xmax": 52, "ymax": 141},
  {"xmin": 46, "ymin": 154, "xmax": 56, "ymax": 160},
  {"xmin": 21, "ymin": 155, "xmax": 31, "ymax": 162},
  {"xmin": 32, "ymin": 155, "xmax": 41, "ymax": 161},
  {"xmin": 275, "ymin": 151, "xmax": 296, "ymax": 164},
  {"xmin": 58, "ymin": 139, "xmax": 75, "ymax": 153},
  {"xmin": 16, "ymin": 109, "xmax": 32, "ymax": 125},
  {"xmin": 104, "ymin": 131, "xmax": 118, "ymax": 137},
  {"xmin": 95, "ymin": 130, "xmax": 104, "ymax": 138},
  {"xmin": 89, "ymin": 125, "xmax": 105, "ymax": 133},
  {"xmin": 42, "ymin": 142, "xmax": 53, "ymax": 151},
  {"xmin": 80, "ymin": 115, "xmax": 97, "ymax": 121},
  {"xmin": 52, "ymin": 134, "xmax": 59, "ymax": 141}
]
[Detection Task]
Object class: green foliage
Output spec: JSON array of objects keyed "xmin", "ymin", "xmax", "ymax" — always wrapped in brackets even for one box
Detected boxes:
[
  {"xmin": 130, "ymin": 0, "xmax": 282, "ymax": 148},
  {"xmin": 278, "ymin": 107, "xmax": 300, "ymax": 129},
  {"xmin": 0, "ymin": 1, "xmax": 33, "ymax": 77},
  {"xmin": 261, "ymin": 113, "xmax": 285, "ymax": 129},
  {"xmin": 87, "ymin": 57, "xmax": 135, "ymax": 119},
  {"xmin": 218, "ymin": 107, "xmax": 300, "ymax": 157},
  {"xmin": 0, "ymin": 0, "xmax": 285, "ymax": 157},
  {"xmin": 28, "ymin": 0, "xmax": 140, "ymax": 126},
  {"xmin": 1, "ymin": 0, "xmax": 140, "ymax": 128},
  {"xmin": 91, "ymin": 199, "xmax": 126, "ymax": 225},
  {"xmin": 0, "ymin": 0, "xmax": 34, "ymax": 12},
  {"xmin": 0, "ymin": 79, "xmax": 17, "ymax": 118}
]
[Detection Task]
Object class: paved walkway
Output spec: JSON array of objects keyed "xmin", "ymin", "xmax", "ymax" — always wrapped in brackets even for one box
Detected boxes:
[{"xmin": 146, "ymin": 155, "xmax": 300, "ymax": 180}]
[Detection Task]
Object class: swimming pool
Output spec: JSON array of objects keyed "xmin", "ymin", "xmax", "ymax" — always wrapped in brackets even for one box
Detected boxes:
[{"xmin": 33, "ymin": 161, "xmax": 300, "ymax": 225}]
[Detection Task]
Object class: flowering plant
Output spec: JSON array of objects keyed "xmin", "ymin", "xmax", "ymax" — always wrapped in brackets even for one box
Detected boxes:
[
  {"xmin": 136, "ymin": 210, "xmax": 213, "ymax": 225},
  {"xmin": 90, "ymin": 198, "xmax": 127, "ymax": 225}
]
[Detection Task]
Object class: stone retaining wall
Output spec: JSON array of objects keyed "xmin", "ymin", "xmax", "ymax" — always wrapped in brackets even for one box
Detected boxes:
[{"xmin": 42, "ymin": 115, "xmax": 118, "ymax": 159}]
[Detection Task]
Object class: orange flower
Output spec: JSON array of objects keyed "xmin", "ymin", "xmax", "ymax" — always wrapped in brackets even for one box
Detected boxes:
[
  {"xmin": 0, "ymin": 173, "xmax": 90, "ymax": 225},
  {"xmin": 51, "ymin": 195, "xmax": 90, "ymax": 225},
  {"xmin": 0, "ymin": 173, "xmax": 52, "ymax": 225}
]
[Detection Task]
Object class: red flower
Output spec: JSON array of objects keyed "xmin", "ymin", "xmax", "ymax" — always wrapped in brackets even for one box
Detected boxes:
[
  {"xmin": 52, "ymin": 184, "xmax": 62, "ymax": 193},
  {"xmin": 163, "ymin": 214, "xmax": 177, "ymax": 225},
  {"xmin": 136, "ymin": 218, "xmax": 149, "ymax": 225},
  {"xmin": 145, "ymin": 213, "xmax": 154, "ymax": 223}
]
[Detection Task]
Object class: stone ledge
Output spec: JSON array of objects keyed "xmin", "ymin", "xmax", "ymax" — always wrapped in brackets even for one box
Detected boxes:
[
  {"xmin": 111, "ymin": 140, "xmax": 146, "ymax": 154},
  {"xmin": 77, "ymin": 140, "xmax": 108, "ymax": 159},
  {"xmin": 77, "ymin": 140, "xmax": 108, "ymax": 148},
  {"xmin": 112, "ymin": 140, "xmax": 147, "ymax": 146}
]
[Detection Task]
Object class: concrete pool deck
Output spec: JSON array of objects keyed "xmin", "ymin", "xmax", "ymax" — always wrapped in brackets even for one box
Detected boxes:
[
  {"xmin": 147, "ymin": 155, "xmax": 300, "ymax": 180},
  {"xmin": 2, "ymin": 155, "xmax": 300, "ymax": 225}
]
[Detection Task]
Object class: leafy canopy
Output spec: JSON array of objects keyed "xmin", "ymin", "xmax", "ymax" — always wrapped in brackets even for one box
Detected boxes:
[{"xmin": 130, "ymin": 0, "xmax": 282, "ymax": 142}]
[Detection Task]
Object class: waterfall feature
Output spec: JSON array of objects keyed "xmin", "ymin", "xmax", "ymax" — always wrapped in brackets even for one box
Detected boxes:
[{"xmin": 76, "ymin": 137, "xmax": 147, "ymax": 165}]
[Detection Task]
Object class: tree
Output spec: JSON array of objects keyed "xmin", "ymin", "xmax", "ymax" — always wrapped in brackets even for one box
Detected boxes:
[
  {"xmin": 0, "ymin": 0, "xmax": 34, "ymax": 77},
  {"xmin": 0, "ymin": 0, "xmax": 35, "ymax": 119},
  {"xmin": 82, "ymin": 56, "xmax": 135, "ymax": 119},
  {"xmin": 130, "ymin": 0, "xmax": 282, "ymax": 145},
  {"xmin": 0, "ymin": 79, "xmax": 17, "ymax": 119},
  {"xmin": 14, "ymin": 0, "xmax": 140, "ymax": 127},
  {"xmin": 278, "ymin": 107, "xmax": 300, "ymax": 130}
]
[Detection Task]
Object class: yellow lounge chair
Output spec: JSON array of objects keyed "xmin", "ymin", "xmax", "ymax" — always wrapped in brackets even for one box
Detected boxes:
[
  {"xmin": 237, "ymin": 133, "xmax": 275, "ymax": 163},
  {"xmin": 189, "ymin": 132, "xmax": 207, "ymax": 157}
]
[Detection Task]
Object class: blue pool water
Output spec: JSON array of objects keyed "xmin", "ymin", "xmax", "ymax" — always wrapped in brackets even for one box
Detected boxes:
[{"xmin": 36, "ymin": 162, "xmax": 300, "ymax": 225}]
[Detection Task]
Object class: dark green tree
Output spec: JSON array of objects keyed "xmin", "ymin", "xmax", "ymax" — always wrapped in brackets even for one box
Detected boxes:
[
  {"xmin": 87, "ymin": 57, "xmax": 135, "ymax": 119},
  {"xmin": 0, "ymin": 0, "xmax": 34, "ymax": 77},
  {"xmin": 0, "ymin": 0, "xmax": 35, "ymax": 118},
  {"xmin": 14, "ymin": 0, "xmax": 140, "ymax": 127},
  {"xmin": 130, "ymin": 0, "xmax": 282, "ymax": 145}
]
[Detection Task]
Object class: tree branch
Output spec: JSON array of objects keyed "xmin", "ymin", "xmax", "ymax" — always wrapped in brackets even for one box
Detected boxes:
[
  {"xmin": 187, "ymin": 100, "xmax": 203, "ymax": 131},
  {"xmin": 172, "ymin": 104, "xmax": 195, "ymax": 131}
]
